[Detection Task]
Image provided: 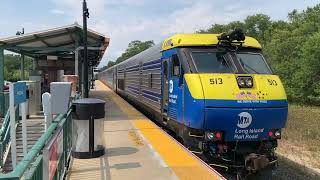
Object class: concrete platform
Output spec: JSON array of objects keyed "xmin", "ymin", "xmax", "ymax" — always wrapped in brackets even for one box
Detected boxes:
[{"xmin": 66, "ymin": 81, "xmax": 224, "ymax": 180}]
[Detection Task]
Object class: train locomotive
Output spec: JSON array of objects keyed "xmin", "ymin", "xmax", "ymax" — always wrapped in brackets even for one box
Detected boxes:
[{"xmin": 98, "ymin": 30, "xmax": 288, "ymax": 177}]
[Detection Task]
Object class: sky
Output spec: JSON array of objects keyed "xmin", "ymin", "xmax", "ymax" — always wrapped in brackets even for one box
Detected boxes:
[{"xmin": 0, "ymin": 0, "xmax": 319, "ymax": 67}]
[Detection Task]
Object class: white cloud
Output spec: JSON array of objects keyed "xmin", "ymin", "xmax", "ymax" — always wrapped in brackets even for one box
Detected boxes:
[
  {"xmin": 50, "ymin": 9, "xmax": 65, "ymax": 15},
  {"xmin": 95, "ymin": 1, "xmax": 261, "ymax": 67},
  {"xmin": 49, "ymin": 0, "xmax": 320, "ymax": 67}
]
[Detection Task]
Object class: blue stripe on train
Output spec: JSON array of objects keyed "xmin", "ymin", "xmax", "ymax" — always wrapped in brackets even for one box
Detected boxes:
[
  {"xmin": 142, "ymin": 90, "xmax": 161, "ymax": 98},
  {"xmin": 204, "ymin": 99, "xmax": 288, "ymax": 108},
  {"xmin": 142, "ymin": 93, "xmax": 159, "ymax": 102},
  {"xmin": 143, "ymin": 63, "xmax": 161, "ymax": 70},
  {"xmin": 143, "ymin": 59, "xmax": 161, "ymax": 66},
  {"xmin": 127, "ymin": 86, "xmax": 139, "ymax": 91}
]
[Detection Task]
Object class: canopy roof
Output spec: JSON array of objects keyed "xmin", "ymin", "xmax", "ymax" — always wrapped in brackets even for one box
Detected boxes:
[{"xmin": 0, "ymin": 23, "xmax": 109, "ymax": 62}]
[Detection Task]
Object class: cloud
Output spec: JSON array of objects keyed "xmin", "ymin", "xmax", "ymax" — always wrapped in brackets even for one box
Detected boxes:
[
  {"xmin": 49, "ymin": 0, "xmax": 320, "ymax": 68},
  {"xmin": 50, "ymin": 9, "xmax": 65, "ymax": 15},
  {"xmin": 95, "ymin": 1, "xmax": 261, "ymax": 67}
]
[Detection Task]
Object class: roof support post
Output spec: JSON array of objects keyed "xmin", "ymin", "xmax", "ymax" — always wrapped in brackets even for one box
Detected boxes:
[
  {"xmin": 20, "ymin": 54, "xmax": 25, "ymax": 80},
  {"xmin": 74, "ymin": 33, "xmax": 82, "ymax": 94},
  {"xmin": 82, "ymin": 0, "xmax": 89, "ymax": 98},
  {"xmin": 0, "ymin": 48, "xmax": 4, "ymax": 117}
]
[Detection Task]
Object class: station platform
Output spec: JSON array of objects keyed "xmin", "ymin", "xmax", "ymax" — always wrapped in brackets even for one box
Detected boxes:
[{"xmin": 66, "ymin": 81, "xmax": 225, "ymax": 180}]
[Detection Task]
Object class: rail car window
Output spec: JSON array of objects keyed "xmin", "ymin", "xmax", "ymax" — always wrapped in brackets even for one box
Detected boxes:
[
  {"xmin": 171, "ymin": 55, "xmax": 180, "ymax": 77},
  {"xmin": 148, "ymin": 73, "xmax": 153, "ymax": 88},
  {"xmin": 237, "ymin": 53, "xmax": 272, "ymax": 74},
  {"xmin": 118, "ymin": 79, "xmax": 125, "ymax": 90},
  {"xmin": 192, "ymin": 52, "xmax": 235, "ymax": 73}
]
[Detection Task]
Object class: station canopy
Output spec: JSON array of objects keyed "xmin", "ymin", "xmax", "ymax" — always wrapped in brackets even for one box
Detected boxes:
[{"xmin": 0, "ymin": 23, "xmax": 109, "ymax": 64}]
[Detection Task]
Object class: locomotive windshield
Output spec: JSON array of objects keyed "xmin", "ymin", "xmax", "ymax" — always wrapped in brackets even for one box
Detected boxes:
[
  {"xmin": 191, "ymin": 52, "xmax": 236, "ymax": 73},
  {"xmin": 237, "ymin": 53, "xmax": 272, "ymax": 74},
  {"xmin": 191, "ymin": 50, "xmax": 272, "ymax": 74}
]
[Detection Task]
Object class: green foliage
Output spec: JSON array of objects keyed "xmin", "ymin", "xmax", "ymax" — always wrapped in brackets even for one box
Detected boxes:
[
  {"xmin": 199, "ymin": 4, "xmax": 320, "ymax": 105},
  {"xmin": 4, "ymin": 54, "xmax": 33, "ymax": 82},
  {"xmin": 115, "ymin": 40, "xmax": 154, "ymax": 64},
  {"xmin": 100, "ymin": 40, "xmax": 154, "ymax": 70}
]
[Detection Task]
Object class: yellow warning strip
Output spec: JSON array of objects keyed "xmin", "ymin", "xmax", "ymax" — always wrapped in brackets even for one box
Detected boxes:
[{"xmin": 95, "ymin": 81, "xmax": 224, "ymax": 180}]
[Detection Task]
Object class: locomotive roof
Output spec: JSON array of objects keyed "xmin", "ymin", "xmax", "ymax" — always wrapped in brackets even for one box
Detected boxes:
[{"xmin": 162, "ymin": 34, "xmax": 262, "ymax": 51}]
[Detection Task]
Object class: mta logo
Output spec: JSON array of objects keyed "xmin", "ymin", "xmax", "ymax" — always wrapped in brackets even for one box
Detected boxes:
[
  {"xmin": 237, "ymin": 112, "xmax": 252, "ymax": 128},
  {"xmin": 169, "ymin": 80, "xmax": 173, "ymax": 93}
]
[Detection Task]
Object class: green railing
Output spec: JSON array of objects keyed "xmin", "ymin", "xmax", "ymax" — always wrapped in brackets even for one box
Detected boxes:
[
  {"xmin": 0, "ymin": 92, "xmax": 9, "ymax": 118},
  {"xmin": 0, "ymin": 106, "xmax": 21, "ymax": 167},
  {"xmin": 0, "ymin": 109, "xmax": 11, "ymax": 166},
  {"xmin": 0, "ymin": 108, "xmax": 73, "ymax": 180}
]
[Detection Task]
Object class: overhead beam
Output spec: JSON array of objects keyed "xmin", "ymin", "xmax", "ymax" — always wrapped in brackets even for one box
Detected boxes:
[
  {"xmin": 6, "ymin": 46, "xmax": 75, "ymax": 52},
  {"xmin": 51, "ymin": 41, "xmax": 74, "ymax": 48},
  {"xmin": 66, "ymin": 28, "xmax": 75, "ymax": 43},
  {"xmin": 34, "ymin": 34, "xmax": 51, "ymax": 47},
  {"xmin": 1, "ymin": 29, "xmax": 78, "ymax": 48}
]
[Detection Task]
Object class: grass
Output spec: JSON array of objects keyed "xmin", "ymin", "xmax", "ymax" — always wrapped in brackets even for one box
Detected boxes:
[{"xmin": 277, "ymin": 104, "xmax": 320, "ymax": 171}]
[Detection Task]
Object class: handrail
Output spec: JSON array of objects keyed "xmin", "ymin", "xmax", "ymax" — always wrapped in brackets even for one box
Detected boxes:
[
  {"xmin": 0, "ymin": 109, "xmax": 10, "ymax": 139},
  {"xmin": 0, "ymin": 109, "xmax": 10, "ymax": 166},
  {"xmin": 0, "ymin": 112, "xmax": 67, "ymax": 179}
]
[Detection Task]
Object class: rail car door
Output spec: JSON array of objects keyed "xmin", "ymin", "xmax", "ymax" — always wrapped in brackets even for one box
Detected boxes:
[
  {"xmin": 162, "ymin": 59, "xmax": 169, "ymax": 115},
  {"xmin": 162, "ymin": 52, "xmax": 183, "ymax": 126}
]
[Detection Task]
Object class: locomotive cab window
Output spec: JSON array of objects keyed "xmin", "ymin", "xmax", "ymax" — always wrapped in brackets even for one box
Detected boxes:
[
  {"xmin": 171, "ymin": 54, "xmax": 180, "ymax": 77},
  {"xmin": 191, "ymin": 52, "xmax": 236, "ymax": 73},
  {"xmin": 236, "ymin": 53, "xmax": 272, "ymax": 74}
]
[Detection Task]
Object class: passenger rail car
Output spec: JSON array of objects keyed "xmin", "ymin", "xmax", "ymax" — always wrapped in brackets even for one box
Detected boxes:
[{"xmin": 98, "ymin": 30, "xmax": 288, "ymax": 176}]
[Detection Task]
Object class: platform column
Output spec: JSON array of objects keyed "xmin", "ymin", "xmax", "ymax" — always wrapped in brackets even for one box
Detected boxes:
[
  {"xmin": 0, "ymin": 48, "xmax": 4, "ymax": 117},
  {"xmin": 20, "ymin": 54, "xmax": 25, "ymax": 80}
]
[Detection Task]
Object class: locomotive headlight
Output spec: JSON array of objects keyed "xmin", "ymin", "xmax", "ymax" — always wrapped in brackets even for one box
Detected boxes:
[
  {"xmin": 268, "ymin": 129, "xmax": 281, "ymax": 139},
  {"xmin": 237, "ymin": 78, "xmax": 246, "ymax": 88},
  {"xmin": 274, "ymin": 129, "xmax": 281, "ymax": 139},
  {"xmin": 205, "ymin": 131, "xmax": 223, "ymax": 141},
  {"xmin": 245, "ymin": 78, "xmax": 253, "ymax": 88},
  {"xmin": 237, "ymin": 76, "xmax": 253, "ymax": 88},
  {"xmin": 206, "ymin": 132, "xmax": 215, "ymax": 141}
]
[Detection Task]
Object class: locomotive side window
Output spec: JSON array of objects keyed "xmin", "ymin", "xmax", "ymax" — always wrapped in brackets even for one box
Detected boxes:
[
  {"xmin": 172, "ymin": 54, "xmax": 180, "ymax": 77},
  {"xmin": 163, "ymin": 61, "xmax": 168, "ymax": 78}
]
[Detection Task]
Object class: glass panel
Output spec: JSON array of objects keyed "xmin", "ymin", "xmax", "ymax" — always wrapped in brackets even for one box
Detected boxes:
[
  {"xmin": 72, "ymin": 120, "xmax": 89, "ymax": 152},
  {"xmin": 192, "ymin": 52, "xmax": 235, "ymax": 73},
  {"xmin": 237, "ymin": 53, "xmax": 271, "ymax": 74},
  {"xmin": 94, "ymin": 119, "xmax": 105, "ymax": 151},
  {"xmin": 172, "ymin": 55, "xmax": 180, "ymax": 76}
]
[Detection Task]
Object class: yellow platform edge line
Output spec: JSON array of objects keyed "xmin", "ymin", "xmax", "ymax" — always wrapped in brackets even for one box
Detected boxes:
[{"xmin": 95, "ymin": 81, "xmax": 225, "ymax": 180}]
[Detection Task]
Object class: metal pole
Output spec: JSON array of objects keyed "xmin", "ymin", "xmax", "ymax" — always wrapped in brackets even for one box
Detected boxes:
[
  {"xmin": 20, "ymin": 55, "xmax": 25, "ymax": 80},
  {"xmin": 20, "ymin": 102, "xmax": 27, "ymax": 156},
  {"xmin": 9, "ymin": 84, "xmax": 17, "ymax": 169},
  {"xmin": 17, "ymin": 28, "xmax": 25, "ymax": 81},
  {"xmin": 82, "ymin": 0, "xmax": 89, "ymax": 98},
  {"xmin": 91, "ymin": 66, "xmax": 94, "ymax": 89}
]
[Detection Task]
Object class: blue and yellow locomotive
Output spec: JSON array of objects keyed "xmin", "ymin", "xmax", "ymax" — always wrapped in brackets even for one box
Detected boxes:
[{"xmin": 98, "ymin": 30, "xmax": 288, "ymax": 176}]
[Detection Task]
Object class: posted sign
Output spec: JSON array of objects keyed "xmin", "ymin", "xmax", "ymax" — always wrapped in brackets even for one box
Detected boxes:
[
  {"xmin": 43, "ymin": 127, "xmax": 64, "ymax": 180},
  {"xmin": 13, "ymin": 82, "xmax": 27, "ymax": 105},
  {"xmin": 9, "ymin": 82, "xmax": 27, "ymax": 169}
]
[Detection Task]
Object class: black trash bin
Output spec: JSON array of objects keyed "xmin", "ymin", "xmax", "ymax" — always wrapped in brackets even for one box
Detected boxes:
[{"xmin": 71, "ymin": 98, "xmax": 106, "ymax": 159}]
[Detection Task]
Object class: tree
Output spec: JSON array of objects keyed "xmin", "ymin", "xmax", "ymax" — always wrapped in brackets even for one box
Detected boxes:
[
  {"xmin": 244, "ymin": 14, "xmax": 271, "ymax": 45},
  {"xmin": 197, "ymin": 4, "xmax": 320, "ymax": 105},
  {"xmin": 106, "ymin": 61, "xmax": 116, "ymax": 68},
  {"xmin": 116, "ymin": 40, "xmax": 154, "ymax": 64},
  {"xmin": 4, "ymin": 54, "xmax": 33, "ymax": 82}
]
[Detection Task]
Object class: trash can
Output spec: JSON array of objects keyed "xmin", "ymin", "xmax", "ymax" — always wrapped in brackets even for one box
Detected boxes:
[{"xmin": 71, "ymin": 98, "xmax": 106, "ymax": 159}]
